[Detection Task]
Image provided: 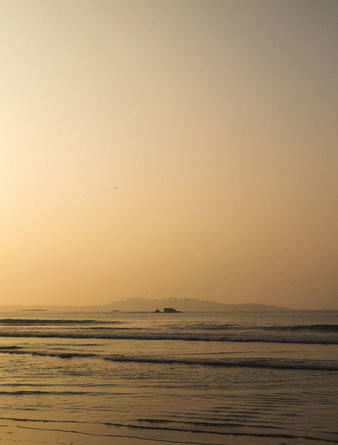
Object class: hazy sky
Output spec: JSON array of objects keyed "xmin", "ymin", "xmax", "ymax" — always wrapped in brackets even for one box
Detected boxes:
[{"xmin": 1, "ymin": 0, "xmax": 337, "ymax": 308}]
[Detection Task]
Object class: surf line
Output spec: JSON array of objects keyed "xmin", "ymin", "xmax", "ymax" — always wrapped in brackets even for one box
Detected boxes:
[
  {"xmin": 16, "ymin": 424, "xmax": 338, "ymax": 444},
  {"xmin": 16, "ymin": 425, "xmax": 227, "ymax": 445}
]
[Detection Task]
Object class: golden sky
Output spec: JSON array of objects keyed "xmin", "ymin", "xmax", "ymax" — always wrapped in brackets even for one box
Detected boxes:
[{"xmin": 1, "ymin": 0, "xmax": 337, "ymax": 308}]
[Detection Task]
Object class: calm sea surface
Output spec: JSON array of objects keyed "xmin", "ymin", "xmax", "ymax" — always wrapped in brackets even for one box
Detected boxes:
[{"xmin": 0, "ymin": 310, "xmax": 337, "ymax": 444}]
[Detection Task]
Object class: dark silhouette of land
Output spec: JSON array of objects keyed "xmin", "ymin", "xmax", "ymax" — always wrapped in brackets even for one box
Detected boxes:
[{"xmin": 0, "ymin": 297, "xmax": 291, "ymax": 312}]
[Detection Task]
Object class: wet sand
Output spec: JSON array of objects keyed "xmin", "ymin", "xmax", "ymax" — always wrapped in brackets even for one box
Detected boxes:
[
  {"xmin": 0, "ymin": 420, "xmax": 179, "ymax": 445},
  {"xmin": 0, "ymin": 419, "xmax": 305, "ymax": 445}
]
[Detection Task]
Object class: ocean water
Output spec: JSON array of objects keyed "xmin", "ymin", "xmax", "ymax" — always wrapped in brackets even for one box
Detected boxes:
[{"xmin": 0, "ymin": 310, "xmax": 337, "ymax": 444}]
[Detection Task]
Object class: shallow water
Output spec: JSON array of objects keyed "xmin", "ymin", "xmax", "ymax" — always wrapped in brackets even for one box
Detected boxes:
[{"xmin": 0, "ymin": 310, "xmax": 337, "ymax": 444}]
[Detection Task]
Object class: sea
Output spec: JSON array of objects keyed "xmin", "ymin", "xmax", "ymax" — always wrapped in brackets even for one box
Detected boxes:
[{"xmin": 0, "ymin": 309, "xmax": 337, "ymax": 444}]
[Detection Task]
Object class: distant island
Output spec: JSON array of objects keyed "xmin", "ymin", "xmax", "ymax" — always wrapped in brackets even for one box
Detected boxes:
[
  {"xmin": 20, "ymin": 309, "xmax": 48, "ymax": 312},
  {"xmin": 154, "ymin": 307, "xmax": 181, "ymax": 313}
]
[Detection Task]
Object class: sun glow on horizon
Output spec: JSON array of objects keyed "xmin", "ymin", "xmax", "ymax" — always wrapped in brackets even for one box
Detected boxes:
[{"xmin": 1, "ymin": 0, "xmax": 337, "ymax": 309}]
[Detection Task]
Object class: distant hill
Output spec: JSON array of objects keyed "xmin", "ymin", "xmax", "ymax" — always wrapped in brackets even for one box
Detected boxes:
[
  {"xmin": 0, "ymin": 298, "xmax": 290, "ymax": 312},
  {"xmin": 104, "ymin": 297, "xmax": 290, "ymax": 312}
]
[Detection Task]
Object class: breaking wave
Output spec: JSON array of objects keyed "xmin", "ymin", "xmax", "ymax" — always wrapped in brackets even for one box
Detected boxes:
[
  {"xmin": 0, "ymin": 348, "xmax": 337, "ymax": 371},
  {"xmin": 191, "ymin": 323, "xmax": 338, "ymax": 333},
  {"xmin": 0, "ymin": 319, "xmax": 121, "ymax": 325},
  {"xmin": 0, "ymin": 330, "xmax": 337, "ymax": 344},
  {"xmin": 103, "ymin": 355, "xmax": 338, "ymax": 371},
  {"xmin": 262, "ymin": 324, "xmax": 338, "ymax": 332},
  {"xmin": 0, "ymin": 390, "xmax": 96, "ymax": 396}
]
